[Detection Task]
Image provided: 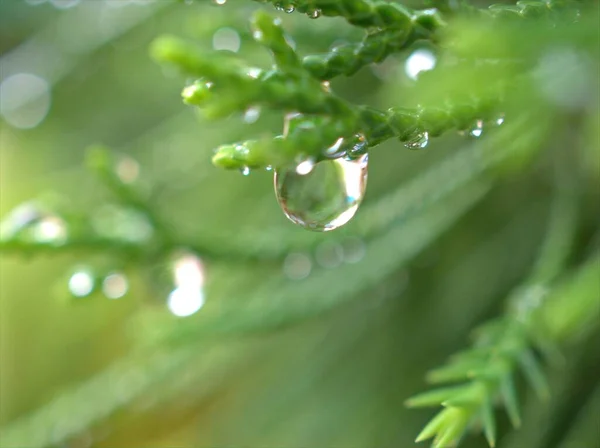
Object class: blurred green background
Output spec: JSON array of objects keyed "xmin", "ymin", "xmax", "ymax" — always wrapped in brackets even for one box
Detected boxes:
[{"xmin": 0, "ymin": 1, "xmax": 599, "ymax": 447}]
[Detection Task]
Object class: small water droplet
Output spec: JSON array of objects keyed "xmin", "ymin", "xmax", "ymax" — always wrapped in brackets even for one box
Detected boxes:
[
  {"xmin": 265, "ymin": 165, "xmax": 273, "ymax": 172},
  {"xmin": 295, "ymin": 158, "xmax": 315, "ymax": 175},
  {"xmin": 404, "ymin": 132, "xmax": 429, "ymax": 150},
  {"xmin": 33, "ymin": 216, "xmax": 68, "ymax": 243},
  {"xmin": 495, "ymin": 113, "xmax": 505, "ymax": 126},
  {"xmin": 468, "ymin": 119, "xmax": 484, "ymax": 138},
  {"xmin": 274, "ymin": 154, "xmax": 368, "ymax": 231},
  {"xmin": 102, "ymin": 272, "xmax": 128, "ymax": 299},
  {"xmin": 308, "ymin": 9, "xmax": 321, "ymax": 18},
  {"xmin": 243, "ymin": 106, "xmax": 260, "ymax": 124},
  {"xmin": 405, "ymin": 49, "xmax": 436, "ymax": 80},
  {"xmin": 69, "ymin": 268, "xmax": 95, "ymax": 297},
  {"xmin": 212, "ymin": 27, "xmax": 241, "ymax": 53},
  {"xmin": 167, "ymin": 252, "xmax": 206, "ymax": 317},
  {"xmin": 283, "ymin": 252, "xmax": 312, "ymax": 280},
  {"xmin": 274, "ymin": 2, "xmax": 283, "ymax": 11},
  {"xmin": 212, "ymin": 0, "xmax": 226, "ymax": 5},
  {"xmin": 284, "ymin": 5, "xmax": 295, "ymax": 13},
  {"xmin": 321, "ymin": 81, "xmax": 331, "ymax": 92},
  {"xmin": 342, "ymin": 237, "xmax": 366, "ymax": 263},
  {"xmin": 252, "ymin": 29, "xmax": 264, "ymax": 41},
  {"xmin": 116, "ymin": 156, "xmax": 139, "ymax": 184},
  {"xmin": 323, "ymin": 137, "xmax": 345, "ymax": 158},
  {"xmin": 315, "ymin": 241, "xmax": 343, "ymax": 268},
  {"xmin": 246, "ymin": 67, "xmax": 262, "ymax": 79},
  {"xmin": 240, "ymin": 166, "xmax": 251, "ymax": 176}
]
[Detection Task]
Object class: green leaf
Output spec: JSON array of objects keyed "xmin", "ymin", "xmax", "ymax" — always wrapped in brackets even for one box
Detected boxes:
[
  {"xmin": 406, "ymin": 385, "xmax": 468, "ymax": 408},
  {"xmin": 518, "ymin": 349, "xmax": 550, "ymax": 401},
  {"xmin": 482, "ymin": 395, "xmax": 497, "ymax": 447},
  {"xmin": 433, "ymin": 407, "xmax": 470, "ymax": 448},
  {"xmin": 500, "ymin": 374, "xmax": 522, "ymax": 428},
  {"xmin": 415, "ymin": 409, "xmax": 452, "ymax": 443}
]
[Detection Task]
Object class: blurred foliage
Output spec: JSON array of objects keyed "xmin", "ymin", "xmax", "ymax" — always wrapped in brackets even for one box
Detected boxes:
[{"xmin": 0, "ymin": 0, "xmax": 598, "ymax": 448}]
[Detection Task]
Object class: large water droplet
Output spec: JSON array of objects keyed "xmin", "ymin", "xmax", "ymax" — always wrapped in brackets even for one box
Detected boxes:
[
  {"xmin": 404, "ymin": 131, "xmax": 429, "ymax": 150},
  {"xmin": 274, "ymin": 154, "xmax": 368, "ymax": 231}
]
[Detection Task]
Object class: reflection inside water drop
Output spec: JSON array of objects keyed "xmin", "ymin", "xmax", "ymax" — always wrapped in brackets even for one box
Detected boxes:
[
  {"xmin": 404, "ymin": 132, "xmax": 429, "ymax": 150},
  {"xmin": 274, "ymin": 154, "xmax": 368, "ymax": 231},
  {"xmin": 469, "ymin": 119, "xmax": 484, "ymax": 138}
]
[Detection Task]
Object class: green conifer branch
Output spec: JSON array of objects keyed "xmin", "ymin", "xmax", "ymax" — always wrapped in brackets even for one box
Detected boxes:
[{"xmin": 406, "ymin": 162, "xmax": 592, "ymax": 447}]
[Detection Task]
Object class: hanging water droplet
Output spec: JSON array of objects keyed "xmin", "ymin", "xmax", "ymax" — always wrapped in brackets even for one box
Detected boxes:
[
  {"xmin": 274, "ymin": 154, "xmax": 368, "ymax": 231},
  {"xmin": 404, "ymin": 131, "xmax": 429, "ymax": 150},
  {"xmin": 468, "ymin": 119, "xmax": 484, "ymax": 138},
  {"xmin": 243, "ymin": 106, "xmax": 260, "ymax": 124},
  {"xmin": 240, "ymin": 166, "xmax": 251, "ymax": 176},
  {"xmin": 347, "ymin": 134, "xmax": 368, "ymax": 158},
  {"xmin": 308, "ymin": 9, "xmax": 321, "ymax": 18},
  {"xmin": 284, "ymin": 5, "xmax": 295, "ymax": 13},
  {"xmin": 274, "ymin": 2, "xmax": 284, "ymax": 11}
]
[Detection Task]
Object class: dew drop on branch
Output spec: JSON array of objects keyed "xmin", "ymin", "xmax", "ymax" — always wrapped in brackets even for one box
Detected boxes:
[{"xmin": 274, "ymin": 153, "xmax": 368, "ymax": 231}]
